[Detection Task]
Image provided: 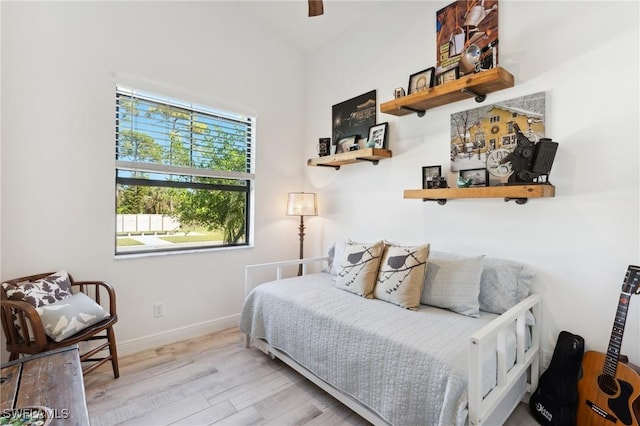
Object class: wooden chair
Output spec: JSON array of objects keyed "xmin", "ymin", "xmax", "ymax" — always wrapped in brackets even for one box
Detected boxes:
[{"xmin": 0, "ymin": 272, "xmax": 119, "ymax": 378}]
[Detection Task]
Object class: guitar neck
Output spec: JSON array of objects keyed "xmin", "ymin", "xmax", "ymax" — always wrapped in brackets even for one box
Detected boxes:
[
  {"xmin": 604, "ymin": 292, "xmax": 631, "ymax": 377},
  {"xmin": 603, "ymin": 265, "xmax": 640, "ymax": 377}
]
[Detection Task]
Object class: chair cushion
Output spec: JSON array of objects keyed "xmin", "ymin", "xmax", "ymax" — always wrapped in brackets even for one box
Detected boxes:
[
  {"xmin": 374, "ymin": 243, "xmax": 430, "ymax": 310},
  {"xmin": 2, "ymin": 270, "xmax": 72, "ymax": 307},
  {"xmin": 335, "ymin": 240, "xmax": 384, "ymax": 298},
  {"xmin": 2, "ymin": 271, "xmax": 74, "ymax": 339},
  {"xmin": 36, "ymin": 292, "xmax": 111, "ymax": 342}
]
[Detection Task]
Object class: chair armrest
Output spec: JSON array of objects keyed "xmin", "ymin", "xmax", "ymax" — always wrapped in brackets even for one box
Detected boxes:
[
  {"xmin": 71, "ymin": 280, "xmax": 117, "ymax": 317},
  {"xmin": 0, "ymin": 299, "xmax": 48, "ymax": 346}
]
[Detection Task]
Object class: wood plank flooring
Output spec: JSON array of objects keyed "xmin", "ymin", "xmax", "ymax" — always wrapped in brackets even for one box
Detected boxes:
[{"xmin": 84, "ymin": 327, "xmax": 538, "ymax": 425}]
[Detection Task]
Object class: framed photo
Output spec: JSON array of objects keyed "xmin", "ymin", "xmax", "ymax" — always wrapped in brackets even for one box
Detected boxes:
[
  {"xmin": 408, "ymin": 67, "xmax": 435, "ymax": 94},
  {"xmin": 332, "ymin": 90, "xmax": 376, "ymax": 148},
  {"xmin": 460, "ymin": 168, "xmax": 489, "ymax": 187},
  {"xmin": 437, "ymin": 66, "xmax": 459, "ymax": 86},
  {"xmin": 367, "ymin": 122, "xmax": 389, "ymax": 149},
  {"xmin": 335, "ymin": 135, "xmax": 357, "ymax": 154},
  {"xmin": 436, "ymin": 0, "xmax": 499, "ymax": 73},
  {"xmin": 422, "ymin": 165, "xmax": 442, "ymax": 189},
  {"xmin": 317, "ymin": 138, "xmax": 331, "ymax": 157}
]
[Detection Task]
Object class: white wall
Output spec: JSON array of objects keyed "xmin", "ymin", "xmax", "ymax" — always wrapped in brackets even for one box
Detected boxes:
[
  {"xmin": 304, "ymin": 1, "xmax": 640, "ymax": 362},
  {"xmin": 1, "ymin": 1, "xmax": 307, "ymax": 358},
  {"xmin": 2, "ymin": 1, "xmax": 639, "ymax": 365}
]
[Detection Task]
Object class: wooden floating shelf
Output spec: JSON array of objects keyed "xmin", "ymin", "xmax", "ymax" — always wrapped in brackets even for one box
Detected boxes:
[
  {"xmin": 307, "ymin": 148, "xmax": 392, "ymax": 170},
  {"xmin": 380, "ymin": 67, "xmax": 515, "ymax": 117},
  {"xmin": 403, "ymin": 184, "xmax": 555, "ymax": 205}
]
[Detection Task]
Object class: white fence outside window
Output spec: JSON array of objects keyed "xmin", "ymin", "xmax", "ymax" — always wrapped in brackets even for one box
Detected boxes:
[{"xmin": 116, "ymin": 214, "xmax": 180, "ymax": 234}]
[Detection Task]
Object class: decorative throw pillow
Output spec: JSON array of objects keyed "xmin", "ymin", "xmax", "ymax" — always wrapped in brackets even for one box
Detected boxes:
[
  {"xmin": 2, "ymin": 270, "xmax": 73, "ymax": 307},
  {"xmin": 374, "ymin": 244, "xmax": 430, "ymax": 310},
  {"xmin": 2, "ymin": 270, "xmax": 74, "ymax": 340},
  {"xmin": 36, "ymin": 293, "xmax": 110, "ymax": 342},
  {"xmin": 479, "ymin": 257, "xmax": 534, "ymax": 314},
  {"xmin": 421, "ymin": 252, "xmax": 484, "ymax": 317},
  {"xmin": 335, "ymin": 240, "xmax": 384, "ymax": 298}
]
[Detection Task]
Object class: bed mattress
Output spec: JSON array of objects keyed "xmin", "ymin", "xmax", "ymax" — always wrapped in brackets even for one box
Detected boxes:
[{"xmin": 240, "ymin": 272, "xmax": 516, "ymax": 425}]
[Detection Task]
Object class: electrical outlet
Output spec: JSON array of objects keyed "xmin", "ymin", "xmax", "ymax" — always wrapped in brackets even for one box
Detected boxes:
[
  {"xmin": 154, "ymin": 302, "xmax": 165, "ymax": 318},
  {"xmin": 542, "ymin": 350, "xmax": 553, "ymax": 369}
]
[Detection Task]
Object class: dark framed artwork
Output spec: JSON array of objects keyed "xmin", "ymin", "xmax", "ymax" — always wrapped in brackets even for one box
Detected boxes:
[
  {"xmin": 332, "ymin": 90, "xmax": 376, "ymax": 148},
  {"xmin": 408, "ymin": 67, "xmax": 435, "ymax": 94},
  {"xmin": 460, "ymin": 168, "xmax": 489, "ymax": 187},
  {"xmin": 437, "ymin": 66, "xmax": 459, "ymax": 85},
  {"xmin": 367, "ymin": 122, "xmax": 389, "ymax": 149},
  {"xmin": 422, "ymin": 165, "xmax": 442, "ymax": 189},
  {"xmin": 335, "ymin": 135, "xmax": 357, "ymax": 154}
]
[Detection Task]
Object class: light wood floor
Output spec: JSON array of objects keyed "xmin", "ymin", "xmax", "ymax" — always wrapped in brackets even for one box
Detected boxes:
[{"xmin": 84, "ymin": 327, "xmax": 538, "ymax": 425}]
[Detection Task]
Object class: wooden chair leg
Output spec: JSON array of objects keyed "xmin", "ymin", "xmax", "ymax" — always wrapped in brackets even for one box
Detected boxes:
[
  {"xmin": 107, "ymin": 326, "xmax": 120, "ymax": 379},
  {"xmin": 9, "ymin": 352, "xmax": 19, "ymax": 361}
]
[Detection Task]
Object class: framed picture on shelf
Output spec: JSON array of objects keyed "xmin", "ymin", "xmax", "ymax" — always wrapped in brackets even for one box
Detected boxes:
[
  {"xmin": 408, "ymin": 67, "xmax": 435, "ymax": 94},
  {"xmin": 422, "ymin": 165, "xmax": 442, "ymax": 189},
  {"xmin": 367, "ymin": 122, "xmax": 389, "ymax": 149},
  {"xmin": 460, "ymin": 168, "xmax": 489, "ymax": 187},
  {"xmin": 332, "ymin": 90, "xmax": 376, "ymax": 147},
  {"xmin": 335, "ymin": 135, "xmax": 357, "ymax": 154},
  {"xmin": 317, "ymin": 138, "xmax": 331, "ymax": 157},
  {"xmin": 437, "ymin": 66, "xmax": 459, "ymax": 85}
]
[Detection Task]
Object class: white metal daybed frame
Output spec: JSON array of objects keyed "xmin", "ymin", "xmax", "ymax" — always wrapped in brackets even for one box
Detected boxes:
[{"xmin": 244, "ymin": 256, "xmax": 541, "ymax": 426}]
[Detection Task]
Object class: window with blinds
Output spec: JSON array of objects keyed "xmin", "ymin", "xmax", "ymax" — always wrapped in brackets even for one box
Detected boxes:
[{"xmin": 115, "ymin": 86, "xmax": 254, "ymax": 255}]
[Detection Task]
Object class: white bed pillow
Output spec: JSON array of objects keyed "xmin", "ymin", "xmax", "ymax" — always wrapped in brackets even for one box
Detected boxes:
[
  {"xmin": 326, "ymin": 240, "xmax": 349, "ymax": 276},
  {"xmin": 479, "ymin": 257, "xmax": 533, "ymax": 314},
  {"xmin": 421, "ymin": 252, "xmax": 484, "ymax": 317},
  {"xmin": 374, "ymin": 243, "xmax": 430, "ymax": 310},
  {"xmin": 335, "ymin": 240, "xmax": 384, "ymax": 298}
]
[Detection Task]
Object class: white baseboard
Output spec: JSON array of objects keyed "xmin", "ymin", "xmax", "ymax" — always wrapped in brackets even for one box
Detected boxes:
[{"xmin": 116, "ymin": 314, "xmax": 240, "ymax": 356}]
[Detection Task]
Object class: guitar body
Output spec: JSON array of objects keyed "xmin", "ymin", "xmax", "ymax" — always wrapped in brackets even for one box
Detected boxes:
[{"xmin": 577, "ymin": 351, "xmax": 640, "ymax": 426}]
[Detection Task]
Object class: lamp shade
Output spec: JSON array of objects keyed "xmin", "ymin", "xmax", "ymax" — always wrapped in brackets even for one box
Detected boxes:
[{"xmin": 286, "ymin": 192, "xmax": 317, "ymax": 216}]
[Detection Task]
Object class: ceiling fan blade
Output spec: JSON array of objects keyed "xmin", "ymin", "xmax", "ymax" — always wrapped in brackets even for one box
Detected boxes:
[{"xmin": 308, "ymin": 0, "xmax": 324, "ymax": 17}]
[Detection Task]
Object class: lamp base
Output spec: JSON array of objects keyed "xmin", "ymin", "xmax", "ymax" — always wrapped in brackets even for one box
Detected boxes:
[{"xmin": 297, "ymin": 216, "xmax": 305, "ymax": 276}]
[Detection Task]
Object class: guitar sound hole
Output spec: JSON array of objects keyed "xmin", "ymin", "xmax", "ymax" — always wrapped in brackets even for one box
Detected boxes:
[{"xmin": 597, "ymin": 374, "xmax": 619, "ymax": 395}]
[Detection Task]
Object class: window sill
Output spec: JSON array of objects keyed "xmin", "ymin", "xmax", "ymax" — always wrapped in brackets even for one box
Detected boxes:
[{"xmin": 114, "ymin": 243, "xmax": 253, "ymax": 260}]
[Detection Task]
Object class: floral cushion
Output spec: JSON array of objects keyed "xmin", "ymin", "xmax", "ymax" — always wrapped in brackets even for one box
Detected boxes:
[
  {"xmin": 335, "ymin": 240, "xmax": 384, "ymax": 298},
  {"xmin": 2, "ymin": 271, "xmax": 74, "ymax": 339},
  {"xmin": 36, "ymin": 292, "xmax": 110, "ymax": 342},
  {"xmin": 374, "ymin": 244, "xmax": 430, "ymax": 310},
  {"xmin": 2, "ymin": 270, "xmax": 72, "ymax": 307}
]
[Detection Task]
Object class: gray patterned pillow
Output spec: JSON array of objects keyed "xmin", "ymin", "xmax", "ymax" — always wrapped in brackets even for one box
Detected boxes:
[
  {"xmin": 479, "ymin": 257, "xmax": 533, "ymax": 314},
  {"xmin": 335, "ymin": 240, "xmax": 384, "ymax": 298},
  {"xmin": 374, "ymin": 244, "xmax": 430, "ymax": 310},
  {"xmin": 421, "ymin": 253, "xmax": 484, "ymax": 317},
  {"xmin": 36, "ymin": 292, "xmax": 110, "ymax": 342}
]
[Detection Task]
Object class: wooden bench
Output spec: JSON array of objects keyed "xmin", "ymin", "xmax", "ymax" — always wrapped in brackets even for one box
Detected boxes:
[{"xmin": 1, "ymin": 345, "xmax": 90, "ymax": 425}]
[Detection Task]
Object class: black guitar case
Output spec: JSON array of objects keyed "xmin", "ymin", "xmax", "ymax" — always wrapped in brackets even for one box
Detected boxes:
[{"xmin": 529, "ymin": 330, "xmax": 585, "ymax": 426}]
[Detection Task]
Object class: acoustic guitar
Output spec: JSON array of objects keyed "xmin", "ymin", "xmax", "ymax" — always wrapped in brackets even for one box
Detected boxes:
[{"xmin": 577, "ymin": 265, "xmax": 640, "ymax": 426}]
